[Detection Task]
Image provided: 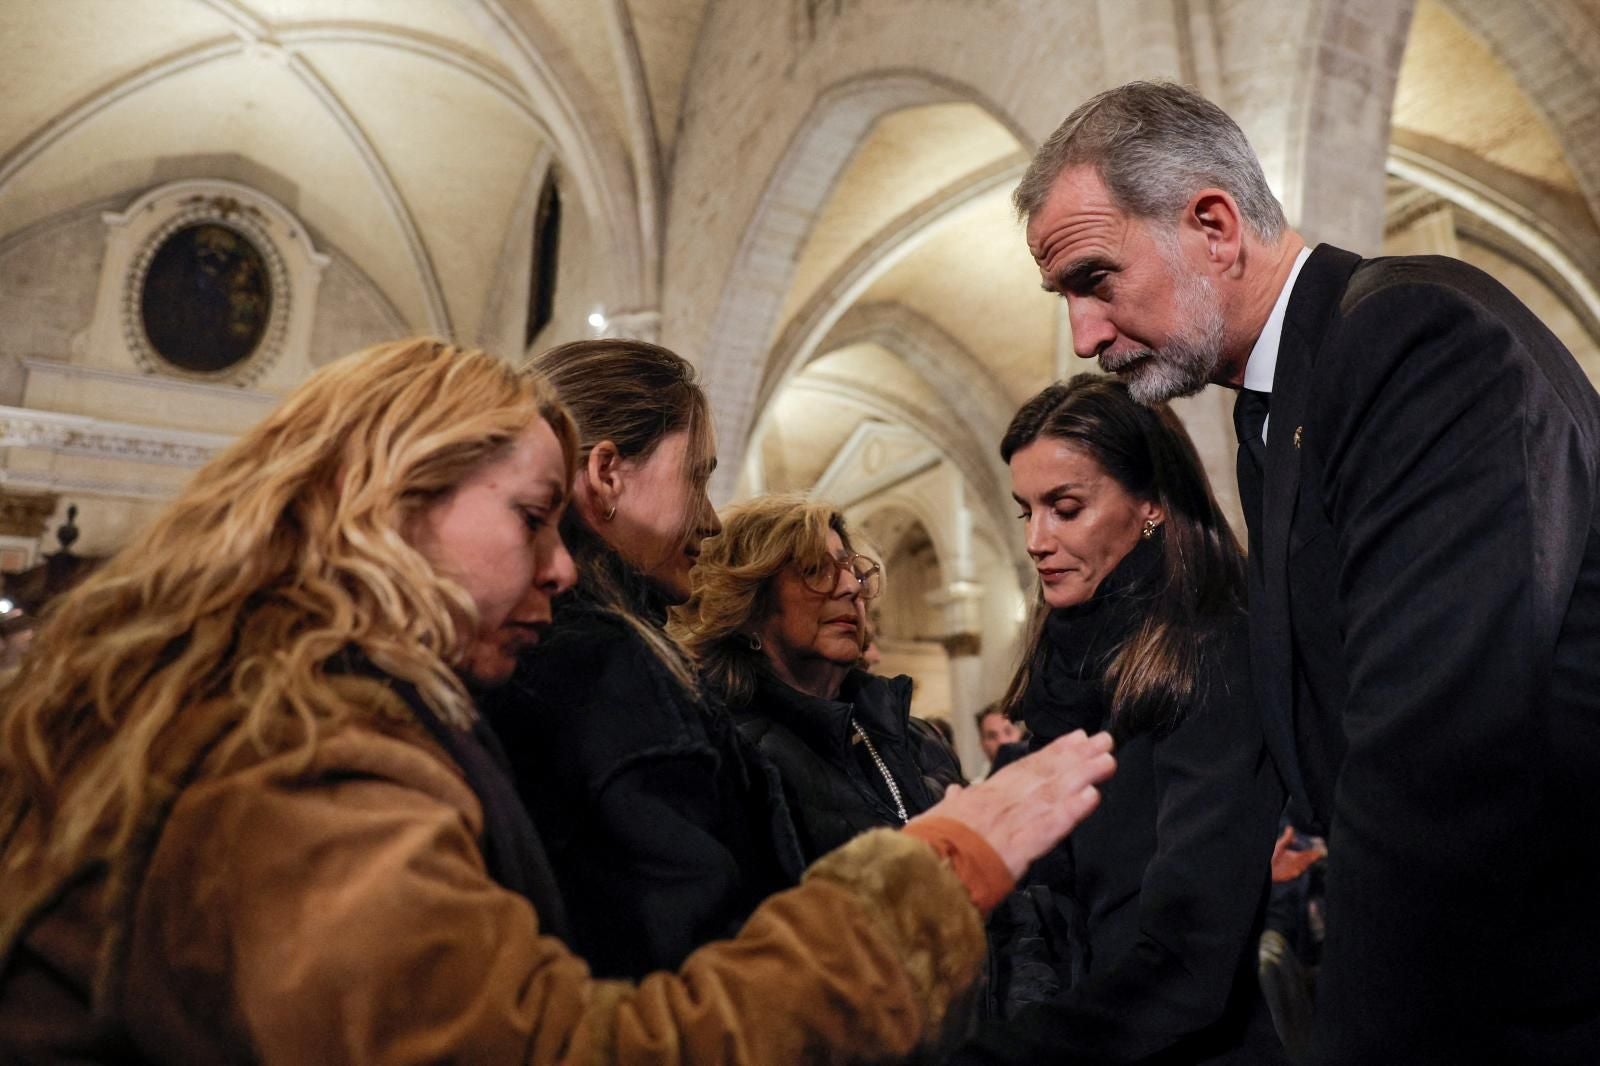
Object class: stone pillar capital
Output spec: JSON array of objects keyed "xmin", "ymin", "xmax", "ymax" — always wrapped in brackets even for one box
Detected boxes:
[
  {"xmin": 0, "ymin": 489, "xmax": 58, "ymax": 538},
  {"xmin": 595, "ymin": 307, "xmax": 662, "ymax": 343},
  {"xmin": 939, "ymin": 631, "xmax": 981, "ymax": 658}
]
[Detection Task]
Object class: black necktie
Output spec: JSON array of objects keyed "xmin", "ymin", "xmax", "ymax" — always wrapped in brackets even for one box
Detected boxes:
[{"xmin": 1233, "ymin": 389, "xmax": 1270, "ymax": 545}]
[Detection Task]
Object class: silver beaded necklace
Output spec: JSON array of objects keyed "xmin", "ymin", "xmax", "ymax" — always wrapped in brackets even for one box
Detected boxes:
[{"xmin": 850, "ymin": 717, "xmax": 909, "ymax": 824}]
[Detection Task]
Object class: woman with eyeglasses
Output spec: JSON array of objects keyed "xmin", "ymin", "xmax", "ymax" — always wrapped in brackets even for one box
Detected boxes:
[{"xmin": 674, "ymin": 493, "xmax": 965, "ymax": 863}]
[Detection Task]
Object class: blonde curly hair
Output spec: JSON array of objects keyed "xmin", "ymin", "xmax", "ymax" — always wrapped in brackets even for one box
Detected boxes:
[
  {"xmin": 671, "ymin": 493, "xmax": 865, "ymax": 706},
  {"xmin": 0, "ymin": 339, "xmax": 575, "ymax": 916}
]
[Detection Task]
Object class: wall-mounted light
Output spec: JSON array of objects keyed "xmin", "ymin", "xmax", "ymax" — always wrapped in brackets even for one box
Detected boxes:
[{"xmin": 587, "ymin": 310, "xmax": 607, "ymax": 333}]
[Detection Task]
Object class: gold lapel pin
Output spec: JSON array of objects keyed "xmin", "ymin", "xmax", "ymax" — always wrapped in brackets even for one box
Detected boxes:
[{"xmin": 1293, "ymin": 426, "xmax": 1304, "ymax": 449}]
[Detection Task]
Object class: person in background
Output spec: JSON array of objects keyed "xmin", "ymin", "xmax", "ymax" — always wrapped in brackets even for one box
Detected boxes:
[
  {"xmin": 0, "ymin": 339, "xmax": 1119, "ymax": 1064},
  {"xmin": 976, "ymin": 703, "xmax": 1026, "ymax": 777},
  {"xmin": 674, "ymin": 493, "xmax": 965, "ymax": 864},
  {"xmin": 1258, "ymin": 824, "xmax": 1330, "ymax": 1061},
  {"xmin": 956, "ymin": 376, "xmax": 1285, "ymax": 1065}
]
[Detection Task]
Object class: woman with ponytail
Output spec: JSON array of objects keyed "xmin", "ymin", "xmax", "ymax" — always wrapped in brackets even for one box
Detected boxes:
[{"xmin": 482, "ymin": 339, "xmax": 806, "ymax": 980}]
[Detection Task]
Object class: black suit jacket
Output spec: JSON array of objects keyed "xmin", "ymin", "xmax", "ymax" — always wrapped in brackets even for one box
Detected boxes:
[{"xmin": 1245, "ymin": 245, "xmax": 1600, "ymax": 1064}]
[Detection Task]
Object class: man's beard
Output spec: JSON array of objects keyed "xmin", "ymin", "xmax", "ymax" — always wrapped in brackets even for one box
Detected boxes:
[{"xmin": 1103, "ymin": 261, "xmax": 1226, "ymax": 407}]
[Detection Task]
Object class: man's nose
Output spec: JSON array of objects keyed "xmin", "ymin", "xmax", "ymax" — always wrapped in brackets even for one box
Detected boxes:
[{"xmin": 1068, "ymin": 300, "xmax": 1115, "ymax": 359}]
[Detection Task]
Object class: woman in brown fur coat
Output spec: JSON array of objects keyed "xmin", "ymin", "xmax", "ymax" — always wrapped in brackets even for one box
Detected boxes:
[{"xmin": 0, "ymin": 339, "xmax": 1114, "ymax": 1064}]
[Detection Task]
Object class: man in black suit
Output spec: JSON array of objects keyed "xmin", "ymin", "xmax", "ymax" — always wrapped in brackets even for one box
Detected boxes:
[{"xmin": 1014, "ymin": 81, "xmax": 1600, "ymax": 1063}]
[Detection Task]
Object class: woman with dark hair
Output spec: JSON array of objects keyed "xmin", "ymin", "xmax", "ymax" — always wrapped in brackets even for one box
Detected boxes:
[
  {"xmin": 673, "ymin": 493, "xmax": 964, "ymax": 864},
  {"xmin": 0, "ymin": 339, "xmax": 1119, "ymax": 1063},
  {"xmin": 959, "ymin": 376, "xmax": 1287, "ymax": 1064},
  {"xmin": 483, "ymin": 339, "xmax": 807, "ymax": 980}
]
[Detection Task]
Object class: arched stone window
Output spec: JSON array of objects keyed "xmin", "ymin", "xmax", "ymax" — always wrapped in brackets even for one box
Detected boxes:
[{"xmin": 525, "ymin": 168, "xmax": 563, "ymax": 349}]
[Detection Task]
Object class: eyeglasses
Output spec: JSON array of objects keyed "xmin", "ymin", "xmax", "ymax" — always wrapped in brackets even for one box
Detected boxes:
[{"xmin": 800, "ymin": 552, "xmax": 883, "ymax": 600}]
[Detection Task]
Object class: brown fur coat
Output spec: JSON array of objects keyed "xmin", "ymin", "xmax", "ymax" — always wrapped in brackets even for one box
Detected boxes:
[{"xmin": 0, "ymin": 680, "xmax": 985, "ymax": 1063}]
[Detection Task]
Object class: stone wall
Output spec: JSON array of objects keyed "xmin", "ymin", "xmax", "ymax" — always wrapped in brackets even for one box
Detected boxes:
[
  {"xmin": 662, "ymin": 0, "xmax": 1421, "ymax": 498},
  {"xmin": 0, "ymin": 206, "xmax": 107, "ymax": 404}
]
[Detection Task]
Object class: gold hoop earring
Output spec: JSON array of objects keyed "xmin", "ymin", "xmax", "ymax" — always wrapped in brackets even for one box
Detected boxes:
[
  {"xmin": 746, "ymin": 633, "xmax": 763, "ymax": 652},
  {"xmin": 603, "ymin": 504, "xmax": 617, "ymax": 522},
  {"xmin": 1142, "ymin": 519, "xmax": 1158, "ymax": 540}
]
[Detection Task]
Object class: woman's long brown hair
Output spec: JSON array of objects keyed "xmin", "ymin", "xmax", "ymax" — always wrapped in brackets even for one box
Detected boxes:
[
  {"xmin": 998, "ymin": 375, "xmax": 1245, "ymax": 736},
  {"xmin": 528, "ymin": 339, "xmax": 714, "ymax": 693}
]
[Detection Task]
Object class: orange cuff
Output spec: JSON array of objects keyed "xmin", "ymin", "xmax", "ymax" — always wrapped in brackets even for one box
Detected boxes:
[{"xmin": 902, "ymin": 815, "xmax": 1015, "ymax": 915}]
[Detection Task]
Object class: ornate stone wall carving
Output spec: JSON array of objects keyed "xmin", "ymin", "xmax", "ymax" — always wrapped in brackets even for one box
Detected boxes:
[
  {"xmin": 0, "ymin": 406, "xmax": 229, "ymax": 468},
  {"xmin": 0, "ymin": 490, "xmax": 58, "ymax": 538},
  {"xmin": 85, "ymin": 179, "xmax": 328, "ymax": 388},
  {"xmin": 124, "ymin": 201, "xmax": 287, "ymax": 383}
]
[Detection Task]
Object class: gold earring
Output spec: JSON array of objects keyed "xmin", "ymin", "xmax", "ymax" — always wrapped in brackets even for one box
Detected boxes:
[
  {"xmin": 603, "ymin": 504, "xmax": 617, "ymax": 522},
  {"xmin": 1142, "ymin": 519, "xmax": 1158, "ymax": 540}
]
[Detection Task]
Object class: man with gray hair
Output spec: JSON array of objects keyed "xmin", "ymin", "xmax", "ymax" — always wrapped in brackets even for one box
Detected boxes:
[{"xmin": 998, "ymin": 80, "xmax": 1600, "ymax": 1064}]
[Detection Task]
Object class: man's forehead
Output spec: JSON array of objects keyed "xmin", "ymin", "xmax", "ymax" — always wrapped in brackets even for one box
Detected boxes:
[
  {"xmin": 1033, "ymin": 165, "xmax": 1116, "ymax": 215},
  {"xmin": 1026, "ymin": 166, "xmax": 1124, "ymax": 259}
]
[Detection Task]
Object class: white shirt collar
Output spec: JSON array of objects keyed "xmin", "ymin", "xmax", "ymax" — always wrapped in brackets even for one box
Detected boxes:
[{"xmin": 1242, "ymin": 245, "xmax": 1312, "ymax": 395}]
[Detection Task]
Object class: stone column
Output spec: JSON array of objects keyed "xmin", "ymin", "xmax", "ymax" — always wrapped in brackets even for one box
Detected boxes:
[
  {"xmin": 930, "ymin": 478, "xmax": 991, "ymax": 776},
  {"xmin": 1385, "ymin": 200, "xmax": 1459, "ymax": 258},
  {"xmin": 937, "ymin": 626, "xmax": 987, "ymax": 779}
]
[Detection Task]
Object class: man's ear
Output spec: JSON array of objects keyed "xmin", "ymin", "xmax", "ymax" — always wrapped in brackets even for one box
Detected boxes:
[{"xmin": 1186, "ymin": 188, "xmax": 1245, "ymax": 274}]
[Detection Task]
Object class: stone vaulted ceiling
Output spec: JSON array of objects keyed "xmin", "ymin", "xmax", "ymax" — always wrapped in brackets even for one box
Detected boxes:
[
  {"xmin": 4, "ymin": 0, "xmax": 1598, "ymax": 507},
  {"xmin": 0, "ymin": 0, "xmax": 715, "ymax": 342}
]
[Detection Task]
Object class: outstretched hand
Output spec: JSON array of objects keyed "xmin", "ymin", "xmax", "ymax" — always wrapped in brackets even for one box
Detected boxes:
[{"xmin": 915, "ymin": 730, "xmax": 1115, "ymax": 879}]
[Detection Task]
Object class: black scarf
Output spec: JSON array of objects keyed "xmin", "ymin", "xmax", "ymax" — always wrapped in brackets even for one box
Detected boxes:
[
  {"xmin": 1020, "ymin": 536, "xmax": 1163, "ymax": 746},
  {"xmin": 334, "ymin": 653, "xmax": 569, "ymax": 939}
]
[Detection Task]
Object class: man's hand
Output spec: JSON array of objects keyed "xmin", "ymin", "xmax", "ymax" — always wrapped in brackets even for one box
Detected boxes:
[{"xmin": 1270, "ymin": 825, "xmax": 1328, "ymax": 883}]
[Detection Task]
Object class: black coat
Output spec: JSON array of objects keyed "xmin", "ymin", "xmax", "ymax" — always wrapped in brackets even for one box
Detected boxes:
[
  {"xmin": 961, "ymin": 540, "xmax": 1287, "ymax": 1065},
  {"xmin": 483, "ymin": 597, "xmax": 805, "ymax": 980},
  {"xmin": 732, "ymin": 670, "xmax": 963, "ymax": 864},
  {"xmin": 1240, "ymin": 245, "xmax": 1600, "ymax": 1064}
]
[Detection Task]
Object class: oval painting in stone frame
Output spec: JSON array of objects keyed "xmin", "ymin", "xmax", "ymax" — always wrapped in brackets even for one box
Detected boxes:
[{"xmin": 138, "ymin": 222, "xmax": 273, "ymax": 374}]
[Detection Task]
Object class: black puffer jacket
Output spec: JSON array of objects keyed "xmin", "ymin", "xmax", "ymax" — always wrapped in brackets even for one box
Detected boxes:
[
  {"xmin": 484, "ymin": 593, "xmax": 805, "ymax": 980},
  {"xmin": 732, "ymin": 669, "xmax": 965, "ymax": 864}
]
